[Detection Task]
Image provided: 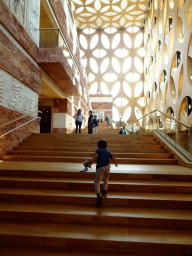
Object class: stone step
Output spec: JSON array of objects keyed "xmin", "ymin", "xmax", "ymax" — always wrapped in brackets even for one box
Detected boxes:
[
  {"xmin": 0, "ymin": 155, "xmax": 178, "ymax": 164},
  {"xmin": 19, "ymin": 140, "xmax": 160, "ymax": 146},
  {"xmin": 1, "ymin": 203, "xmax": 192, "ymax": 230},
  {"xmin": 11, "ymin": 146, "xmax": 167, "ymax": 153},
  {"xmin": 0, "ymin": 249, "xmax": 128, "ymax": 256},
  {"xmin": 0, "ymin": 177, "xmax": 191, "ymax": 193},
  {"xmin": 0, "ymin": 189, "xmax": 191, "ymax": 210},
  {"xmin": 0, "ymin": 222, "xmax": 192, "ymax": 255},
  {"xmin": 30, "ymin": 133, "xmax": 153, "ymax": 138},
  {"xmin": 24, "ymin": 136, "xmax": 156, "ymax": 142},
  {"xmin": 6, "ymin": 151, "xmax": 174, "ymax": 159},
  {"xmin": 2, "ymin": 169, "xmax": 189, "ymax": 182},
  {"xmin": 14, "ymin": 143, "xmax": 164, "ymax": 150}
]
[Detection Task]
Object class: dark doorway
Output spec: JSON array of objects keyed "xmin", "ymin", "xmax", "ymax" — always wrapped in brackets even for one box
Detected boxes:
[{"xmin": 38, "ymin": 106, "xmax": 52, "ymax": 133}]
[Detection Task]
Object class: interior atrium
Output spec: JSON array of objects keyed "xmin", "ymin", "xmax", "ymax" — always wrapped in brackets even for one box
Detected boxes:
[
  {"xmin": 1, "ymin": 0, "xmax": 192, "ymax": 137},
  {"xmin": 1, "ymin": 0, "xmax": 192, "ymax": 254}
]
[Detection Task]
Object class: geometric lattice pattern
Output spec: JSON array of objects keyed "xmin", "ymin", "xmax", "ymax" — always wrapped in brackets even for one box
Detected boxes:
[
  {"xmin": 71, "ymin": 0, "xmax": 147, "ymax": 30},
  {"xmin": 78, "ymin": 27, "xmax": 145, "ymax": 122},
  {"xmin": 144, "ymin": 0, "xmax": 192, "ymax": 126}
]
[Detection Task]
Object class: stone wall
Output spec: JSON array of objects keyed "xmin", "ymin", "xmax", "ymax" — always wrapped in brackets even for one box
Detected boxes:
[
  {"xmin": 0, "ymin": 105, "xmax": 40, "ymax": 155},
  {"xmin": 0, "ymin": 69, "xmax": 39, "ymax": 115},
  {"xmin": 91, "ymin": 102, "xmax": 113, "ymax": 110},
  {"xmin": 2, "ymin": 0, "xmax": 41, "ymax": 45},
  {"xmin": 0, "ymin": 1, "xmax": 40, "ymax": 60},
  {"xmin": 0, "ymin": 29, "xmax": 41, "ymax": 94},
  {"xmin": 0, "ymin": 0, "xmax": 41, "ymax": 154},
  {"xmin": 0, "ymin": 69, "xmax": 40, "ymax": 155},
  {"xmin": 53, "ymin": 99, "xmax": 75, "ymax": 134}
]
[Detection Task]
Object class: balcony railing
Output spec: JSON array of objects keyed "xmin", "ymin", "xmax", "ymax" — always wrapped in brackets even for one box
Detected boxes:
[
  {"xmin": 126, "ymin": 110, "xmax": 192, "ymax": 161},
  {"xmin": 39, "ymin": 28, "xmax": 80, "ymax": 82}
]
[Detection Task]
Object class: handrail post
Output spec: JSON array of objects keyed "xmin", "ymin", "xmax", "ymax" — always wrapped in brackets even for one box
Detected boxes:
[
  {"xmin": 190, "ymin": 128, "xmax": 192, "ymax": 161},
  {"xmin": 175, "ymin": 120, "xmax": 177, "ymax": 148}
]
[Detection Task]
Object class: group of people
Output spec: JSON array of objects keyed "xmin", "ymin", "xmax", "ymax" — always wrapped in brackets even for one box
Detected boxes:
[
  {"xmin": 73, "ymin": 109, "xmax": 99, "ymax": 134},
  {"xmin": 74, "ymin": 109, "xmax": 127, "ymax": 136}
]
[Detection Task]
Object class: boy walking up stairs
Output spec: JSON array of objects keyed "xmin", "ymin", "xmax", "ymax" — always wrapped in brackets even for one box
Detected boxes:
[{"xmin": 87, "ymin": 139, "xmax": 118, "ymax": 207}]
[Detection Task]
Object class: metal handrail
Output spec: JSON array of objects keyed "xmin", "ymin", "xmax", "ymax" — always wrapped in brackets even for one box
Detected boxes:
[
  {"xmin": 0, "ymin": 116, "xmax": 41, "ymax": 138},
  {"xmin": 0, "ymin": 110, "xmax": 41, "ymax": 128},
  {"xmin": 127, "ymin": 109, "xmax": 191, "ymax": 129}
]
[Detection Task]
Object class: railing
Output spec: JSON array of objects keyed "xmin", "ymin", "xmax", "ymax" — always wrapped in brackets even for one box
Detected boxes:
[
  {"xmin": 126, "ymin": 110, "xmax": 192, "ymax": 161},
  {"xmin": 0, "ymin": 110, "xmax": 41, "ymax": 138},
  {"xmin": 39, "ymin": 28, "xmax": 80, "ymax": 82}
]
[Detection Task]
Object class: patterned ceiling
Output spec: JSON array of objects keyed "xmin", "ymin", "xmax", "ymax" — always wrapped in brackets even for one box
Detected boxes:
[{"xmin": 71, "ymin": 0, "xmax": 148, "ymax": 30}]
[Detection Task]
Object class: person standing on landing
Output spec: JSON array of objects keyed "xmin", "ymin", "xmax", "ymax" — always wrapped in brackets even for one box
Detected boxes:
[
  {"xmin": 87, "ymin": 139, "xmax": 118, "ymax": 208},
  {"xmin": 92, "ymin": 115, "xmax": 99, "ymax": 134},
  {"xmin": 88, "ymin": 110, "xmax": 93, "ymax": 134},
  {"xmin": 73, "ymin": 109, "xmax": 84, "ymax": 134}
]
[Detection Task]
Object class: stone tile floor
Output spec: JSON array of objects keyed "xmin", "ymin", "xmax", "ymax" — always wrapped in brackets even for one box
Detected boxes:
[{"xmin": 0, "ymin": 161, "xmax": 192, "ymax": 175}]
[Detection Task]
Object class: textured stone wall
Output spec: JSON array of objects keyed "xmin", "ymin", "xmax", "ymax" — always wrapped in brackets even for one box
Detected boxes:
[
  {"xmin": 0, "ymin": 69, "xmax": 40, "ymax": 154},
  {"xmin": 26, "ymin": 0, "xmax": 41, "ymax": 45},
  {"xmin": 2, "ymin": 0, "xmax": 41, "ymax": 45},
  {"xmin": 0, "ymin": 69, "xmax": 39, "ymax": 116},
  {"xmin": 144, "ymin": 0, "xmax": 192, "ymax": 127},
  {"xmin": 0, "ymin": 1, "xmax": 40, "ymax": 60},
  {"xmin": 91, "ymin": 102, "xmax": 113, "ymax": 110},
  {"xmin": 0, "ymin": 0, "xmax": 41, "ymax": 154}
]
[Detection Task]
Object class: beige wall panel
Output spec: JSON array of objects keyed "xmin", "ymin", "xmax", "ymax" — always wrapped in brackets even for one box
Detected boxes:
[{"xmin": 144, "ymin": 0, "xmax": 192, "ymax": 126}]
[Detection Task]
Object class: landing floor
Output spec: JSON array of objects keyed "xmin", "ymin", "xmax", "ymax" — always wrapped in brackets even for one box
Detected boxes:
[{"xmin": 0, "ymin": 161, "xmax": 192, "ymax": 175}]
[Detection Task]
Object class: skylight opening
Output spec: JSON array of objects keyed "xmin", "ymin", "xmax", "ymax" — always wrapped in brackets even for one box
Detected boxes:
[
  {"xmin": 114, "ymin": 97, "xmax": 128, "ymax": 107},
  {"xmin": 101, "ymin": 82, "xmax": 110, "ymax": 94}
]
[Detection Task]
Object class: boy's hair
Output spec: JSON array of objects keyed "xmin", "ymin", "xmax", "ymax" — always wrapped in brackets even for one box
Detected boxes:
[{"xmin": 98, "ymin": 139, "xmax": 107, "ymax": 148}]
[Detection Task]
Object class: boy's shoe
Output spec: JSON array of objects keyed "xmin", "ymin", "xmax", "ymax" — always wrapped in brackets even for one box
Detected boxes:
[
  {"xmin": 80, "ymin": 158, "xmax": 92, "ymax": 172},
  {"xmin": 80, "ymin": 167, "xmax": 88, "ymax": 172},
  {"xmin": 96, "ymin": 194, "xmax": 103, "ymax": 208},
  {"xmin": 102, "ymin": 189, "xmax": 107, "ymax": 198}
]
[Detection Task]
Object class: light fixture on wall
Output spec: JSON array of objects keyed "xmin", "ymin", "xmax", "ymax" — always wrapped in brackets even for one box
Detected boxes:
[{"xmin": 189, "ymin": 104, "xmax": 191, "ymax": 109}]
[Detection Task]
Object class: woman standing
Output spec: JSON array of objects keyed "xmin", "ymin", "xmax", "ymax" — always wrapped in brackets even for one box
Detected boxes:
[
  {"xmin": 88, "ymin": 110, "xmax": 93, "ymax": 134},
  {"xmin": 73, "ymin": 109, "xmax": 84, "ymax": 134}
]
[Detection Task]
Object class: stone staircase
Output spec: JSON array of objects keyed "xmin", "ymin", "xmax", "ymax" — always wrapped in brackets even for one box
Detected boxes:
[
  {"xmin": 0, "ymin": 133, "xmax": 192, "ymax": 255},
  {"xmin": 1, "ymin": 133, "xmax": 177, "ymax": 165}
]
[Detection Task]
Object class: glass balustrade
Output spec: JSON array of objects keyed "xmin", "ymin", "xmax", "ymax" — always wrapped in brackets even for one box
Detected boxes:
[
  {"xmin": 126, "ymin": 110, "xmax": 192, "ymax": 161},
  {"xmin": 39, "ymin": 28, "xmax": 80, "ymax": 83}
]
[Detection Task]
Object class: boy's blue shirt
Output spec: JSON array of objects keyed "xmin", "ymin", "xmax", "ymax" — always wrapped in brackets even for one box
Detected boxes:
[{"xmin": 95, "ymin": 147, "xmax": 113, "ymax": 169}]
